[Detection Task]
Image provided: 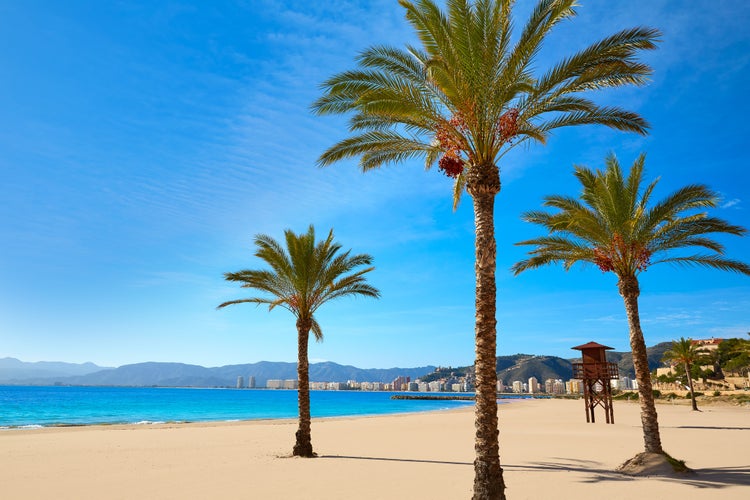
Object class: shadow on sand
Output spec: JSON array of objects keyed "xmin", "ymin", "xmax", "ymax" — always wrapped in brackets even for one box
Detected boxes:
[
  {"xmin": 320, "ymin": 455, "xmax": 471, "ymax": 466},
  {"xmin": 320, "ymin": 455, "xmax": 750, "ymax": 489}
]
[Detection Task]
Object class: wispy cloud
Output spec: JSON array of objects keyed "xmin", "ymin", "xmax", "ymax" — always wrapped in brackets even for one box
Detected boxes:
[
  {"xmin": 642, "ymin": 312, "xmax": 704, "ymax": 326},
  {"xmin": 583, "ymin": 315, "xmax": 626, "ymax": 324},
  {"xmin": 721, "ymin": 198, "xmax": 741, "ymax": 209}
]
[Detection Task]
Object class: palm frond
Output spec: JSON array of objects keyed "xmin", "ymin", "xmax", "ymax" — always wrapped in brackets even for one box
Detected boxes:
[
  {"xmin": 317, "ymin": 131, "xmax": 431, "ymax": 170},
  {"xmin": 536, "ymin": 106, "xmax": 649, "ymax": 135},
  {"xmin": 653, "ymin": 255, "xmax": 750, "ymax": 275}
]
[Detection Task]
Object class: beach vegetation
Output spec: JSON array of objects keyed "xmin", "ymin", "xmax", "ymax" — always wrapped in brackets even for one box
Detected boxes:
[
  {"xmin": 663, "ymin": 452, "xmax": 689, "ymax": 473},
  {"xmin": 717, "ymin": 337, "xmax": 750, "ymax": 376},
  {"xmin": 218, "ymin": 225, "xmax": 380, "ymax": 457},
  {"xmin": 312, "ymin": 1, "xmax": 658, "ymax": 496},
  {"xmin": 513, "ymin": 153, "xmax": 750, "ymax": 461}
]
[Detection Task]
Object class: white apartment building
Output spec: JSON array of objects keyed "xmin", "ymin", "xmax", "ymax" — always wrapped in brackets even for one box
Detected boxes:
[
  {"xmin": 266, "ymin": 379, "xmax": 283, "ymax": 389},
  {"xmin": 528, "ymin": 377, "xmax": 539, "ymax": 394}
]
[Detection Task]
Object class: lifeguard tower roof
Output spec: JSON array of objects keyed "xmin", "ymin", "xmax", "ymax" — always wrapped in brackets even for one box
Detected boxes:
[{"xmin": 572, "ymin": 341, "xmax": 614, "ymax": 351}]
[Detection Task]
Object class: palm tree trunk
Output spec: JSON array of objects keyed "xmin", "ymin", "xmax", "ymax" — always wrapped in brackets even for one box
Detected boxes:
[
  {"xmin": 467, "ymin": 164, "xmax": 505, "ymax": 500},
  {"xmin": 618, "ymin": 276, "xmax": 663, "ymax": 454},
  {"xmin": 685, "ymin": 362, "xmax": 698, "ymax": 411},
  {"xmin": 293, "ymin": 317, "xmax": 315, "ymax": 457}
]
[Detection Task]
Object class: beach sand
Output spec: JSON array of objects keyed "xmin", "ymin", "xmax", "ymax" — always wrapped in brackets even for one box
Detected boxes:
[{"xmin": 1, "ymin": 398, "xmax": 748, "ymax": 499}]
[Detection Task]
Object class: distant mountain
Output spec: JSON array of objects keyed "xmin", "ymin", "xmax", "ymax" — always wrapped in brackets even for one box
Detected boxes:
[
  {"xmin": 496, "ymin": 355, "xmax": 574, "ymax": 384},
  {"xmin": 0, "ymin": 342, "xmax": 675, "ymax": 388},
  {"xmin": 0, "ymin": 357, "xmax": 111, "ymax": 383},
  {"xmin": 1, "ymin": 359, "xmax": 436, "ymax": 388},
  {"xmin": 418, "ymin": 342, "xmax": 674, "ymax": 386},
  {"xmin": 60, "ymin": 362, "xmax": 227, "ymax": 387}
]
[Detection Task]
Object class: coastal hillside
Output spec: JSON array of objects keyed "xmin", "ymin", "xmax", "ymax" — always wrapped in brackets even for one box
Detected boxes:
[
  {"xmin": 418, "ymin": 342, "xmax": 675, "ymax": 386},
  {"xmin": 497, "ymin": 355, "xmax": 574, "ymax": 384},
  {"xmin": 604, "ymin": 342, "xmax": 673, "ymax": 379},
  {"xmin": 0, "ymin": 359, "xmax": 436, "ymax": 387}
]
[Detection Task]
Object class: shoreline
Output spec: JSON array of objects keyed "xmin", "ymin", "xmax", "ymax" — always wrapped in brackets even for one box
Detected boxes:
[
  {"xmin": 2, "ymin": 399, "xmax": 748, "ymax": 499},
  {"xmin": 0, "ymin": 403, "xmax": 478, "ymax": 435}
]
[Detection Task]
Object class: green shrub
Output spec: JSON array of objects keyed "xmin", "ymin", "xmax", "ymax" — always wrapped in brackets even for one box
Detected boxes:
[
  {"xmin": 713, "ymin": 390, "xmax": 721, "ymax": 397},
  {"xmin": 652, "ymin": 389, "xmax": 662, "ymax": 399},
  {"xmin": 613, "ymin": 391, "xmax": 639, "ymax": 401},
  {"xmin": 686, "ymin": 392, "xmax": 703, "ymax": 399}
]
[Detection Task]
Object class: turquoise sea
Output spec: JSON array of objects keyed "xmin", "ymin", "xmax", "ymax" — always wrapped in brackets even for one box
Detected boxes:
[{"xmin": 0, "ymin": 386, "xmax": 478, "ymax": 428}]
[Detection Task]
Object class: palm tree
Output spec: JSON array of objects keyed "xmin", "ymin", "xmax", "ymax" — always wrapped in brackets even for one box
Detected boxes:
[
  {"xmin": 662, "ymin": 337, "xmax": 707, "ymax": 411},
  {"xmin": 218, "ymin": 225, "xmax": 380, "ymax": 457},
  {"xmin": 512, "ymin": 153, "xmax": 750, "ymax": 460},
  {"xmin": 312, "ymin": 1, "xmax": 658, "ymax": 497}
]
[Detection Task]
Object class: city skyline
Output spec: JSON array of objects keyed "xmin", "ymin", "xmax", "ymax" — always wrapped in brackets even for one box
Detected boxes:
[{"xmin": 1, "ymin": 1, "xmax": 748, "ymax": 368}]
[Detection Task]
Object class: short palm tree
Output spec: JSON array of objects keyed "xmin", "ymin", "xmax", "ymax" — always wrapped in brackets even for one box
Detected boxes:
[
  {"xmin": 512, "ymin": 153, "xmax": 750, "ymax": 460},
  {"xmin": 218, "ymin": 225, "xmax": 380, "ymax": 457},
  {"xmin": 312, "ymin": 1, "xmax": 658, "ymax": 497},
  {"xmin": 662, "ymin": 337, "xmax": 707, "ymax": 411}
]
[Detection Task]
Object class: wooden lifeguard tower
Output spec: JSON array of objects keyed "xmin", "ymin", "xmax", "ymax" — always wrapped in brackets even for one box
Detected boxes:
[{"xmin": 572, "ymin": 342, "xmax": 619, "ymax": 424}]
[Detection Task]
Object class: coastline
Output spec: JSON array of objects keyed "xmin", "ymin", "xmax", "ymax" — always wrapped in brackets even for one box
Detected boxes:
[{"xmin": 1, "ymin": 399, "xmax": 748, "ymax": 499}]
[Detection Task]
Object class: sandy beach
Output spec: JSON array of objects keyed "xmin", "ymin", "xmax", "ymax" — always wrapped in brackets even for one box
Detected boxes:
[{"xmin": 1, "ymin": 398, "xmax": 748, "ymax": 499}]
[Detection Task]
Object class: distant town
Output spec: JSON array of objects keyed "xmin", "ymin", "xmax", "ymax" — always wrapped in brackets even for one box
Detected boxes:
[{"xmin": 235, "ymin": 373, "xmax": 638, "ymax": 395}]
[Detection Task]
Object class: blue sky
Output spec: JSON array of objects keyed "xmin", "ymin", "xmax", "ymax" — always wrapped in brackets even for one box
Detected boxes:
[{"xmin": 1, "ymin": 1, "xmax": 748, "ymax": 369}]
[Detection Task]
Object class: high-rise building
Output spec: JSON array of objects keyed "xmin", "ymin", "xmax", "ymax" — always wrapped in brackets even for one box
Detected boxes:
[
  {"xmin": 528, "ymin": 377, "xmax": 539, "ymax": 394},
  {"xmin": 391, "ymin": 376, "xmax": 411, "ymax": 391},
  {"xmin": 236, "ymin": 376, "xmax": 244, "ymax": 389},
  {"xmin": 552, "ymin": 379, "xmax": 565, "ymax": 395},
  {"xmin": 267, "ymin": 379, "xmax": 283, "ymax": 389},
  {"xmin": 512, "ymin": 381, "xmax": 524, "ymax": 393},
  {"xmin": 248, "ymin": 376, "xmax": 256, "ymax": 388},
  {"xmin": 566, "ymin": 379, "xmax": 583, "ymax": 394},
  {"xmin": 544, "ymin": 379, "xmax": 555, "ymax": 394}
]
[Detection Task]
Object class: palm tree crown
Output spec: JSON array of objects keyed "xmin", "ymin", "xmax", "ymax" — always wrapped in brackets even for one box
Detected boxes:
[
  {"xmin": 219, "ymin": 225, "xmax": 380, "ymax": 338},
  {"xmin": 662, "ymin": 337, "xmax": 705, "ymax": 365},
  {"xmin": 313, "ymin": 0, "xmax": 659, "ymax": 206},
  {"xmin": 512, "ymin": 153, "xmax": 750, "ymax": 277}
]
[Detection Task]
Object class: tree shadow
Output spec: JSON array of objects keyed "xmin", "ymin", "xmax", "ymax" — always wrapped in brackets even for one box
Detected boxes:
[
  {"xmin": 513, "ymin": 459, "xmax": 750, "ymax": 489},
  {"xmin": 321, "ymin": 455, "xmax": 750, "ymax": 488},
  {"xmin": 319, "ymin": 454, "xmax": 472, "ymax": 466},
  {"xmin": 674, "ymin": 426, "xmax": 750, "ymax": 431}
]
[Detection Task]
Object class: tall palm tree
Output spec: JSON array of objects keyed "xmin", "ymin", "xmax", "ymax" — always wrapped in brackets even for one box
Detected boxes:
[
  {"xmin": 662, "ymin": 337, "xmax": 707, "ymax": 411},
  {"xmin": 312, "ymin": 1, "xmax": 658, "ymax": 497},
  {"xmin": 512, "ymin": 153, "xmax": 750, "ymax": 459},
  {"xmin": 218, "ymin": 225, "xmax": 380, "ymax": 457}
]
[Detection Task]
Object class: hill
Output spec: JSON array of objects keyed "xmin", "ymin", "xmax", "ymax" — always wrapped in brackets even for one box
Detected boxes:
[
  {"xmin": 1, "ymin": 359, "xmax": 435, "ymax": 388},
  {"xmin": 0, "ymin": 357, "xmax": 110, "ymax": 383},
  {"xmin": 418, "ymin": 342, "xmax": 675, "ymax": 385}
]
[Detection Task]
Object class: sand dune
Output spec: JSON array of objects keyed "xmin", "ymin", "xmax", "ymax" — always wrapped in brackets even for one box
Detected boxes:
[{"xmin": 1, "ymin": 398, "xmax": 748, "ymax": 499}]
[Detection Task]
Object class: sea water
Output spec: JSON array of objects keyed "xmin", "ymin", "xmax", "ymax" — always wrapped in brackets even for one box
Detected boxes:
[{"xmin": 0, "ymin": 386, "xmax": 476, "ymax": 428}]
